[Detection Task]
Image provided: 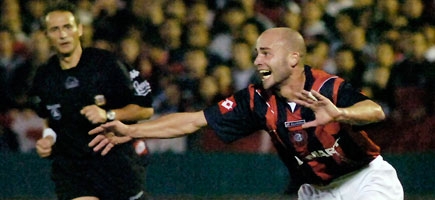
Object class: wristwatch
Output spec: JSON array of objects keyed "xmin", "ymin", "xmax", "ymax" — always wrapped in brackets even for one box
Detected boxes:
[{"xmin": 106, "ymin": 110, "xmax": 116, "ymax": 121}]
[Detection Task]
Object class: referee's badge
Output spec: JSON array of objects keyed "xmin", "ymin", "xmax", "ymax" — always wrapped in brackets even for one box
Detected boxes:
[
  {"xmin": 65, "ymin": 76, "xmax": 79, "ymax": 89},
  {"xmin": 94, "ymin": 95, "xmax": 106, "ymax": 106}
]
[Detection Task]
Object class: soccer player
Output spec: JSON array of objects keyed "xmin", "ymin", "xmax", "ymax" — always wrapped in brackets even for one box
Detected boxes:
[{"xmin": 89, "ymin": 27, "xmax": 404, "ymax": 200}]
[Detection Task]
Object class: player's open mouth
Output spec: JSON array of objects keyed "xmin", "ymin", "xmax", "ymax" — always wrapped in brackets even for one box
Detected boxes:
[
  {"xmin": 259, "ymin": 70, "xmax": 271, "ymax": 80},
  {"xmin": 59, "ymin": 41, "xmax": 71, "ymax": 47}
]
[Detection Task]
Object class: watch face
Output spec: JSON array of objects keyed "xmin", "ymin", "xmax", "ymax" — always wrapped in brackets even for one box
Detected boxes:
[{"xmin": 107, "ymin": 110, "xmax": 116, "ymax": 121}]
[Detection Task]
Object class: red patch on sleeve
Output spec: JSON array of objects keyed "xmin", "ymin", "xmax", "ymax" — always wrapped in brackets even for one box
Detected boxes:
[{"xmin": 218, "ymin": 96, "xmax": 237, "ymax": 114}]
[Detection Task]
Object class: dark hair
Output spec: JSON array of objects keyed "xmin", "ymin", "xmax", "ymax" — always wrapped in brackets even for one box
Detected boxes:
[{"xmin": 42, "ymin": 0, "xmax": 79, "ymax": 29}]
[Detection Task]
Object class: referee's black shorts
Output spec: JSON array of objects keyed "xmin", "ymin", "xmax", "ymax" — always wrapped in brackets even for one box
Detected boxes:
[{"xmin": 51, "ymin": 150, "xmax": 147, "ymax": 200}]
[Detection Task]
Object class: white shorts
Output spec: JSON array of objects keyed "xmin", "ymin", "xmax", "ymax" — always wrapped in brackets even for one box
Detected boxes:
[{"xmin": 297, "ymin": 155, "xmax": 404, "ymax": 200}]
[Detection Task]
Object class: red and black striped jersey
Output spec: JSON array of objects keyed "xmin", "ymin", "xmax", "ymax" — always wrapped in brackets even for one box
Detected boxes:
[{"xmin": 204, "ymin": 65, "xmax": 380, "ymax": 185}]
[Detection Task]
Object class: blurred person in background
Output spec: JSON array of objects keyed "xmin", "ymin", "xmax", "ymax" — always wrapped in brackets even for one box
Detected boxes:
[
  {"xmin": 181, "ymin": 21, "xmax": 222, "ymax": 68},
  {"xmin": 0, "ymin": 0, "xmax": 28, "ymax": 44},
  {"xmin": 162, "ymin": 0, "xmax": 186, "ymax": 24},
  {"xmin": 422, "ymin": 24, "xmax": 435, "ymax": 62},
  {"xmin": 4, "ymin": 30, "xmax": 51, "ymax": 153},
  {"xmin": 209, "ymin": 0, "xmax": 248, "ymax": 63},
  {"xmin": 383, "ymin": 29, "xmax": 435, "ymax": 152},
  {"xmin": 21, "ymin": 0, "xmax": 47, "ymax": 35},
  {"xmin": 299, "ymin": 0, "xmax": 329, "ymax": 44},
  {"xmin": 184, "ymin": 1, "xmax": 213, "ymax": 27},
  {"xmin": 279, "ymin": 4, "xmax": 302, "ymax": 32},
  {"xmin": 91, "ymin": 0, "xmax": 137, "ymax": 51},
  {"xmin": 385, "ymin": 29, "xmax": 434, "ymax": 122},
  {"xmin": 158, "ymin": 17, "xmax": 184, "ymax": 66},
  {"xmin": 229, "ymin": 39, "xmax": 261, "ymax": 92},
  {"xmin": 332, "ymin": 45, "xmax": 365, "ymax": 90},
  {"xmin": 401, "ymin": 0, "xmax": 426, "ymax": 29},
  {"xmin": 362, "ymin": 42, "xmax": 397, "ymax": 113},
  {"xmin": 211, "ymin": 64, "xmax": 234, "ymax": 100},
  {"xmin": 304, "ymin": 35, "xmax": 335, "ymax": 74},
  {"xmin": 370, "ymin": 0, "xmax": 407, "ymax": 43},
  {"xmin": 148, "ymin": 81, "xmax": 187, "ymax": 154},
  {"xmin": 0, "ymin": 27, "xmax": 26, "ymax": 111},
  {"xmin": 328, "ymin": 8, "xmax": 357, "ymax": 54}
]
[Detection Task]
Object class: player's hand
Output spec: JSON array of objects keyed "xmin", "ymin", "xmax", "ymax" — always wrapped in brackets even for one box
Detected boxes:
[
  {"xmin": 35, "ymin": 137, "xmax": 55, "ymax": 158},
  {"xmin": 88, "ymin": 120, "xmax": 132, "ymax": 155},
  {"xmin": 294, "ymin": 90, "xmax": 341, "ymax": 128},
  {"xmin": 89, "ymin": 132, "xmax": 133, "ymax": 156},
  {"xmin": 80, "ymin": 105, "xmax": 107, "ymax": 124}
]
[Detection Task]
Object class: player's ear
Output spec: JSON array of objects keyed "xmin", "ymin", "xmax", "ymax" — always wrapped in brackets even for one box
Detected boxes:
[
  {"xmin": 288, "ymin": 51, "xmax": 301, "ymax": 68},
  {"xmin": 78, "ymin": 23, "xmax": 83, "ymax": 37}
]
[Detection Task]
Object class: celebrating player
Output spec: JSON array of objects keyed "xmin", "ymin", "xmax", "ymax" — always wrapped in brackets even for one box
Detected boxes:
[{"xmin": 89, "ymin": 27, "xmax": 403, "ymax": 200}]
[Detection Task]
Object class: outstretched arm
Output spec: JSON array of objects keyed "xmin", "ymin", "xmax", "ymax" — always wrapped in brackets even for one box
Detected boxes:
[
  {"xmin": 88, "ymin": 111, "xmax": 208, "ymax": 155},
  {"xmin": 294, "ymin": 90, "xmax": 385, "ymax": 128},
  {"xmin": 80, "ymin": 104, "xmax": 154, "ymax": 124}
]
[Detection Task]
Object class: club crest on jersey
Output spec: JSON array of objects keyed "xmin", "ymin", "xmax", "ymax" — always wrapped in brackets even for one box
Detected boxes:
[
  {"xmin": 285, "ymin": 120, "xmax": 306, "ymax": 128},
  {"xmin": 65, "ymin": 76, "xmax": 79, "ymax": 89},
  {"xmin": 290, "ymin": 130, "xmax": 308, "ymax": 148},
  {"xmin": 218, "ymin": 97, "xmax": 237, "ymax": 114}
]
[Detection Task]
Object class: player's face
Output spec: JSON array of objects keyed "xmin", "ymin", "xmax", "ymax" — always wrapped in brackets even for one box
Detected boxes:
[
  {"xmin": 45, "ymin": 11, "xmax": 82, "ymax": 56},
  {"xmin": 254, "ymin": 32, "xmax": 293, "ymax": 90}
]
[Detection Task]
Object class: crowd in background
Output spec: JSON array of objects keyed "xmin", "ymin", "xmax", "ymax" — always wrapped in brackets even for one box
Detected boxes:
[{"xmin": 1, "ymin": 0, "xmax": 435, "ymax": 154}]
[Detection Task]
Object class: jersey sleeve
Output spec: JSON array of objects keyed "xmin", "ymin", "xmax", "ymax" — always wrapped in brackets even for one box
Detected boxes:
[
  {"xmin": 128, "ymin": 68, "xmax": 153, "ymax": 108},
  {"xmin": 203, "ymin": 88, "xmax": 263, "ymax": 143},
  {"xmin": 103, "ymin": 58, "xmax": 137, "ymax": 108},
  {"xmin": 319, "ymin": 78, "xmax": 369, "ymax": 107},
  {"xmin": 336, "ymin": 81, "xmax": 369, "ymax": 107}
]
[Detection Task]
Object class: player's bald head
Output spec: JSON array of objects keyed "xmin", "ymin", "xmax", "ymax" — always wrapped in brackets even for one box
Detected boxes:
[{"xmin": 257, "ymin": 27, "xmax": 306, "ymax": 57}]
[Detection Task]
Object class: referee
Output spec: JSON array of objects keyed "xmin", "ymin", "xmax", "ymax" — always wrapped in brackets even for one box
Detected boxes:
[{"xmin": 31, "ymin": 1, "xmax": 152, "ymax": 199}]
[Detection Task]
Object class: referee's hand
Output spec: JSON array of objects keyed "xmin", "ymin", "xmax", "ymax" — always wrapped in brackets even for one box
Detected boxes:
[
  {"xmin": 80, "ymin": 105, "xmax": 107, "ymax": 124},
  {"xmin": 36, "ymin": 137, "xmax": 54, "ymax": 158}
]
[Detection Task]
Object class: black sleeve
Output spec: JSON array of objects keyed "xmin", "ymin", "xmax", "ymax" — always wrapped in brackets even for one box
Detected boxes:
[
  {"xmin": 103, "ymin": 58, "xmax": 137, "ymax": 108},
  {"xmin": 319, "ymin": 78, "xmax": 369, "ymax": 107},
  {"xmin": 336, "ymin": 81, "xmax": 369, "ymax": 107},
  {"xmin": 127, "ymin": 67, "xmax": 153, "ymax": 108}
]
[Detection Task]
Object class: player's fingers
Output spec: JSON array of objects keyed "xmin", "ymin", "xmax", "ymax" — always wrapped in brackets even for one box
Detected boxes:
[
  {"xmin": 301, "ymin": 120, "xmax": 317, "ymax": 129},
  {"xmin": 101, "ymin": 143, "xmax": 114, "ymax": 156},
  {"xmin": 88, "ymin": 126, "xmax": 105, "ymax": 135},
  {"xmin": 88, "ymin": 134, "xmax": 106, "ymax": 147},
  {"xmin": 309, "ymin": 90, "xmax": 323, "ymax": 101},
  {"xmin": 92, "ymin": 138, "xmax": 110, "ymax": 152}
]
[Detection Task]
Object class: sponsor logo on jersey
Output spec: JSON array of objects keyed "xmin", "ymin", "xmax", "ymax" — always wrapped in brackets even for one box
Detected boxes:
[
  {"xmin": 304, "ymin": 138, "xmax": 342, "ymax": 160},
  {"xmin": 284, "ymin": 119, "xmax": 306, "ymax": 128},
  {"xmin": 133, "ymin": 80, "xmax": 151, "ymax": 96},
  {"xmin": 47, "ymin": 104, "xmax": 61, "ymax": 120},
  {"xmin": 218, "ymin": 97, "xmax": 237, "ymax": 114}
]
